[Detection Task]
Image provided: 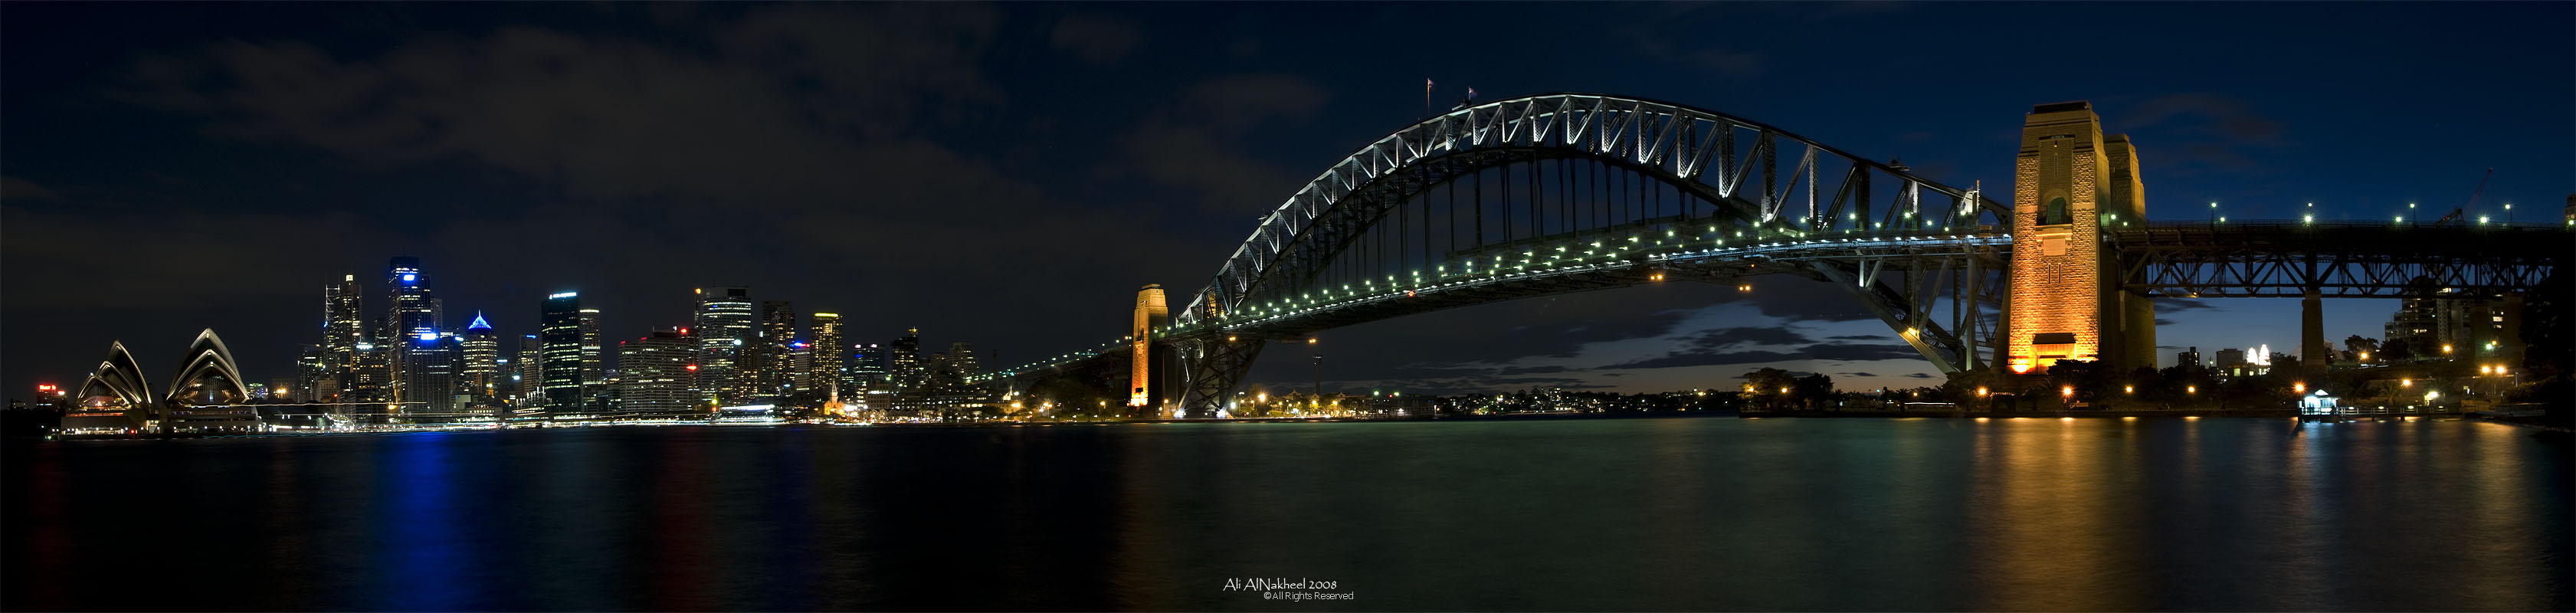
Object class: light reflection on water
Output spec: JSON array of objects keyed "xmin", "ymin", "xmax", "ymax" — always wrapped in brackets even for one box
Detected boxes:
[{"xmin": 4, "ymin": 418, "xmax": 2568, "ymax": 611}]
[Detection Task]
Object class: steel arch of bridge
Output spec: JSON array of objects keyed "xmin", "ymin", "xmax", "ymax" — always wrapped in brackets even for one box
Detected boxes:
[
  {"xmin": 1175, "ymin": 93, "xmax": 2006, "ymax": 330},
  {"xmin": 1138, "ymin": 93, "xmax": 2014, "ymax": 415}
]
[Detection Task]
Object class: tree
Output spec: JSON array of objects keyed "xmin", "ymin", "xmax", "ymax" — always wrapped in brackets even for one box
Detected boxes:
[
  {"xmin": 1941, "ymin": 369, "xmax": 1999, "ymax": 404},
  {"xmin": 2381, "ymin": 340, "xmax": 2415, "ymax": 362},
  {"xmin": 1792, "ymin": 373, "xmax": 1834, "ymax": 409},
  {"xmin": 2045, "ymin": 359, "xmax": 2115, "ymax": 404},
  {"xmin": 2344, "ymin": 335, "xmax": 2381, "ymax": 359},
  {"xmin": 1741, "ymin": 367, "xmax": 1798, "ymax": 409}
]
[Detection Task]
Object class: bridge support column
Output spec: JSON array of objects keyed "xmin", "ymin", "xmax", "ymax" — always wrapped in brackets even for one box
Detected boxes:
[
  {"xmin": 1130, "ymin": 285, "xmax": 1169, "ymax": 411},
  {"xmin": 2301, "ymin": 288, "xmax": 2328, "ymax": 375},
  {"xmin": 2005, "ymin": 100, "xmax": 2150, "ymax": 375}
]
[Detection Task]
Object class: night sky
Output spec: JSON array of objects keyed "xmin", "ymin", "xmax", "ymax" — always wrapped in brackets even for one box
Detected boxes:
[{"xmin": 5, "ymin": 2, "xmax": 2570, "ymax": 400}]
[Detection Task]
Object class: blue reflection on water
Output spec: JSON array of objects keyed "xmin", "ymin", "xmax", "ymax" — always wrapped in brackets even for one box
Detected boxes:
[{"xmin": 378, "ymin": 432, "xmax": 464, "ymax": 611}]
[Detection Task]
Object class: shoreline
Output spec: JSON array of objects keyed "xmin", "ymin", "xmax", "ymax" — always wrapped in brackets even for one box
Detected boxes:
[{"xmin": 21, "ymin": 408, "xmax": 2473, "ymax": 442}]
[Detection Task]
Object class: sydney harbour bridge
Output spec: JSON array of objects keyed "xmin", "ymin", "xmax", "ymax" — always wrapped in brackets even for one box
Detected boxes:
[{"xmin": 973, "ymin": 93, "xmax": 2571, "ymax": 416}]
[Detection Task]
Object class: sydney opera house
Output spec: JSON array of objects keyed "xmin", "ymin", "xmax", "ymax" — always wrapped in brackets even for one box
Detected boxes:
[{"xmin": 61, "ymin": 329, "xmax": 257, "ymax": 435}]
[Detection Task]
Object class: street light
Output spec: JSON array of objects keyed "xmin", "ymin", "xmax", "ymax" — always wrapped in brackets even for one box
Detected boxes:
[{"xmin": 1309, "ymin": 338, "xmax": 1323, "ymax": 402}]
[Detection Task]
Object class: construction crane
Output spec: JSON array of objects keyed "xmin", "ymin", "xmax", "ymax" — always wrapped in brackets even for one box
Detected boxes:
[{"xmin": 2433, "ymin": 168, "xmax": 2492, "ymax": 225}]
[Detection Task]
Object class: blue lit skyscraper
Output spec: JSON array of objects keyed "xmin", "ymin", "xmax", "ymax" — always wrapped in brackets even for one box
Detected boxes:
[
  {"xmin": 386, "ymin": 257, "xmax": 450, "ymax": 413},
  {"xmin": 460, "ymin": 312, "xmax": 500, "ymax": 401}
]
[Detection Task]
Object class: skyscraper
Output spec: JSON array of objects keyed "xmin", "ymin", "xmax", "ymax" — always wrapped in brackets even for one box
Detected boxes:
[
  {"xmin": 386, "ymin": 257, "xmax": 439, "ymax": 340},
  {"xmin": 809, "ymin": 313, "xmax": 844, "ymax": 394},
  {"xmin": 693, "ymin": 287, "xmax": 755, "ymax": 406},
  {"xmin": 293, "ymin": 345, "xmax": 326, "ymax": 402},
  {"xmin": 385, "ymin": 257, "xmax": 445, "ymax": 411},
  {"xmin": 617, "ymin": 326, "xmax": 699, "ymax": 415},
  {"xmin": 516, "ymin": 334, "xmax": 542, "ymax": 406},
  {"xmin": 758, "ymin": 300, "xmax": 798, "ymax": 402},
  {"xmin": 849, "ymin": 342, "xmax": 889, "ymax": 392},
  {"xmin": 930, "ymin": 341, "xmax": 979, "ymax": 392},
  {"xmin": 579, "ymin": 307, "xmax": 605, "ymax": 400},
  {"xmin": 788, "ymin": 341, "xmax": 813, "ymax": 395},
  {"xmin": 321, "ymin": 274, "xmax": 365, "ymax": 398},
  {"xmin": 541, "ymin": 293, "xmax": 585, "ymax": 411},
  {"xmin": 401, "ymin": 331, "xmax": 462, "ymax": 417},
  {"xmin": 890, "ymin": 328, "xmax": 924, "ymax": 392},
  {"xmin": 460, "ymin": 312, "xmax": 500, "ymax": 398}
]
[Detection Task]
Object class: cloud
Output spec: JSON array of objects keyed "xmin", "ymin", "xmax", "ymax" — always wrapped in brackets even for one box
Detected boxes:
[
  {"xmin": 1109, "ymin": 73, "xmax": 1333, "ymax": 213},
  {"xmin": 1632, "ymin": 34, "xmax": 1765, "ymax": 80},
  {"xmin": 1903, "ymin": 372, "xmax": 1934, "ymax": 379},
  {"xmin": 2123, "ymin": 93, "xmax": 2289, "ymax": 175},
  {"xmin": 1050, "ymin": 15, "xmax": 1143, "ymax": 66},
  {"xmin": 1684, "ymin": 48, "xmax": 1765, "ymax": 78},
  {"xmin": 1, "ymin": 177, "xmax": 62, "ymax": 201},
  {"xmin": 1601, "ymin": 339, "xmax": 1917, "ymax": 370},
  {"xmin": 2130, "ymin": 93, "xmax": 2286, "ymax": 145},
  {"xmin": 120, "ymin": 4, "xmax": 1006, "ymax": 209},
  {"xmin": 1679, "ymin": 326, "xmax": 1812, "ymax": 350},
  {"xmin": 2156, "ymin": 297, "xmax": 2220, "ymax": 312}
]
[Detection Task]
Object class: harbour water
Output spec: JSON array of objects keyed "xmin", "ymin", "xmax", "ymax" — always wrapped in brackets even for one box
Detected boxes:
[{"xmin": 5, "ymin": 416, "xmax": 2568, "ymax": 611}]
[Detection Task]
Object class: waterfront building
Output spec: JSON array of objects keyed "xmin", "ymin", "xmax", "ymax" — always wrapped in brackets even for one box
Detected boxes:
[
  {"xmin": 2177, "ymin": 346, "xmax": 2201, "ymax": 369},
  {"xmin": 616, "ymin": 326, "xmax": 699, "ymax": 415},
  {"xmin": 461, "ymin": 313, "xmax": 500, "ymax": 398},
  {"xmin": 2383, "ymin": 277, "xmax": 2522, "ymax": 363},
  {"xmin": 398, "ymin": 332, "xmax": 463, "ymax": 418},
  {"xmin": 693, "ymin": 287, "xmax": 755, "ymax": 405},
  {"xmin": 64, "ymin": 342, "xmax": 153, "ymax": 434},
  {"xmin": 540, "ymin": 293, "xmax": 585, "ymax": 411},
  {"xmin": 165, "ymin": 329, "xmax": 256, "ymax": 434}
]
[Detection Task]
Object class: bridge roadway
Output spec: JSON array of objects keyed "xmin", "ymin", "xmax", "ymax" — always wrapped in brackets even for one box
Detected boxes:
[{"xmin": 976, "ymin": 220, "xmax": 2568, "ymax": 389}]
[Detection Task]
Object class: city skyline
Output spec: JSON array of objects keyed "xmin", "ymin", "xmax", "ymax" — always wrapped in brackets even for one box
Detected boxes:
[{"xmin": 5, "ymin": 2, "xmax": 2571, "ymax": 398}]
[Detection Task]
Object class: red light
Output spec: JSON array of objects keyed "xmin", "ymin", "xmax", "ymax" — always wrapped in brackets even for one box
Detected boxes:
[
  {"xmin": 36, "ymin": 384, "xmax": 56, "ymax": 392},
  {"xmin": 686, "ymin": 365, "xmax": 699, "ymax": 371}
]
